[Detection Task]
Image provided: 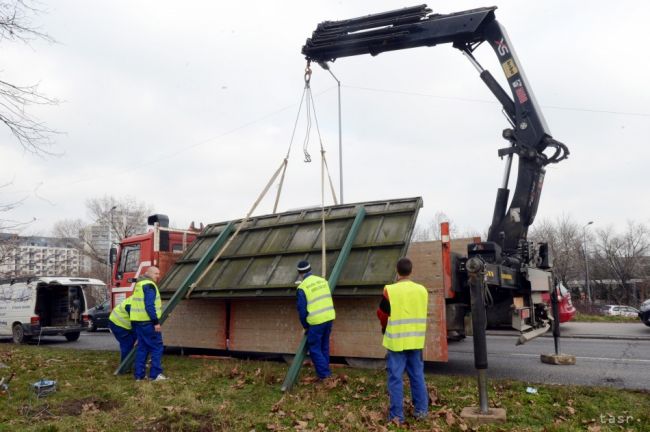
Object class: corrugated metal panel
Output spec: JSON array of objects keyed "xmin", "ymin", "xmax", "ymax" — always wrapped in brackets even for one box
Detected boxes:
[{"xmin": 159, "ymin": 197, "xmax": 422, "ymax": 298}]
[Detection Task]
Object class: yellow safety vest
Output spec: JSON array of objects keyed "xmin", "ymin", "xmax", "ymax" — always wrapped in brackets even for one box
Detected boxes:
[
  {"xmin": 109, "ymin": 296, "xmax": 133, "ymax": 330},
  {"xmin": 382, "ymin": 280, "xmax": 428, "ymax": 351},
  {"xmin": 298, "ymin": 275, "xmax": 336, "ymax": 325},
  {"xmin": 129, "ymin": 278, "xmax": 162, "ymax": 322}
]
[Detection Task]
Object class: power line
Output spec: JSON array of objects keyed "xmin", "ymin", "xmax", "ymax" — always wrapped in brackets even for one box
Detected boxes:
[{"xmin": 343, "ymin": 84, "xmax": 650, "ymax": 118}]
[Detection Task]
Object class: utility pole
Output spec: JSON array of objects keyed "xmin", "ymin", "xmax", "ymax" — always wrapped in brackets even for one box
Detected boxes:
[{"xmin": 583, "ymin": 221, "xmax": 594, "ymax": 303}]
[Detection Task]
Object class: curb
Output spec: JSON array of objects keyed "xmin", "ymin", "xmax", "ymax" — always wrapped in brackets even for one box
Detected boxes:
[{"xmin": 485, "ymin": 331, "xmax": 650, "ymax": 342}]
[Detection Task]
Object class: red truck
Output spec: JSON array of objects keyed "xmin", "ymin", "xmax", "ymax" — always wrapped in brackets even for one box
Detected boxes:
[{"xmin": 108, "ymin": 214, "xmax": 200, "ymax": 308}]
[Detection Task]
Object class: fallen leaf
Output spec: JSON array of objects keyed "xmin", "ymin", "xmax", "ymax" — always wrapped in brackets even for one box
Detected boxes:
[
  {"xmin": 445, "ymin": 411, "xmax": 456, "ymax": 426},
  {"xmin": 231, "ymin": 378, "xmax": 246, "ymax": 389},
  {"xmin": 271, "ymin": 396, "xmax": 285, "ymax": 413},
  {"xmin": 294, "ymin": 420, "xmax": 308, "ymax": 430},
  {"xmin": 567, "ymin": 406, "xmax": 576, "ymax": 415},
  {"xmin": 428, "ymin": 385, "xmax": 440, "ymax": 405}
]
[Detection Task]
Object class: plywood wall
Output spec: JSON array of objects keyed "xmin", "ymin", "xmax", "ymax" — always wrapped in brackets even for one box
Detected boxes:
[{"xmin": 162, "ymin": 239, "xmax": 475, "ymax": 362}]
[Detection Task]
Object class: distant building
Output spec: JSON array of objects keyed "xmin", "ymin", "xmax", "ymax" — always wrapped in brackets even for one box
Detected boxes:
[{"xmin": 0, "ymin": 234, "xmax": 83, "ymax": 278}]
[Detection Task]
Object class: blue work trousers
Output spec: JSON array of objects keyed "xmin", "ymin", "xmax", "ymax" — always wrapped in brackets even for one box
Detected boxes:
[
  {"xmin": 109, "ymin": 322, "xmax": 136, "ymax": 363},
  {"xmin": 133, "ymin": 322, "xmax": 163, "ymax": 380},
  {"xmin": 386, "ymin": 349, "xmax": 428, "ymax": 422},
  {"xmin": 306, "ymin": 320, "xmax": 333, "ymax": 379}
]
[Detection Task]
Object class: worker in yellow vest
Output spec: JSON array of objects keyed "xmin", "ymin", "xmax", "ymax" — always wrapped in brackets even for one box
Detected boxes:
[
  {"xmin": 108, "ymin": 295, "xmax": 135, "ymax": 364},
  {"xmin": 376, "ymin": 257, "xmax": 428, "ymax": 423},
  {"xmin": 129, "ymin": 266, "xmax": 167, "ymax": 381},
  {"xmin": 296, "ymin": 260, "xmax": 336, "ymax": 380}
]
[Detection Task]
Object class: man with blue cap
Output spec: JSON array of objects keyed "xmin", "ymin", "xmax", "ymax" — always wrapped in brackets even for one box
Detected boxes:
[{"xmin": 295, "ymin": 260, "xmax": 336, "ymax": 380}]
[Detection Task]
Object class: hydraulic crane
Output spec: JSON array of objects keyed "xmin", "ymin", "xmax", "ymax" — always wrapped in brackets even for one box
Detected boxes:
[{"xmin": 302, "ymin": 5, "xmax": 570, "ymax": 414}]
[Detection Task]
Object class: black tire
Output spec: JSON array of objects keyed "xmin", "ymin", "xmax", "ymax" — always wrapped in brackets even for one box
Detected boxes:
[
  {"xmin": 12, "ymin": 324, "xmax": 31, "ymax": 344},
  {"xmin": 65, "ymin": 332, "xmax": 81, "ymax": 342},
  {"xmin": 643, "ymin": 319, "xmax": 650, "ymax": 328},
  {"xmin": 87, "ymin": 318, "xmax": 97, "ymax": 332}
]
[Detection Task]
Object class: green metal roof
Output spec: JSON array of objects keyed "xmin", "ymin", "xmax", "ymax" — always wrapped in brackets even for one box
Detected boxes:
[{"xmin": 159, "ymin": 197, "xmax": 422, "ymax": 298}]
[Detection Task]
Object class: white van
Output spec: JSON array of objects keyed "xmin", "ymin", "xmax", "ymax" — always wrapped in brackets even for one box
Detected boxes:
[{"xmin": 0, "ymin": 277, "xmax": 104, "ymax": 343}]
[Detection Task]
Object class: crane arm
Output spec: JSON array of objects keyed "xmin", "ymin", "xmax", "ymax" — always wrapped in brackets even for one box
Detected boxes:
[{"xmin": 302, "ymin": 5, "xmax": 569, "ymax": 253}]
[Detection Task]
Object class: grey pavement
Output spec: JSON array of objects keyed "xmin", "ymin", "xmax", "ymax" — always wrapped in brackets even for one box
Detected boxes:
[{"xmin": 487, "ymin": 321, "xmax": 650, "ymax": 341}]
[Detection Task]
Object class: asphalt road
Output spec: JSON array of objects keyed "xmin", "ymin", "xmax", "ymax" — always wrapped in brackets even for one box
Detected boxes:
[
  {"xmin": 438, "ymin": 332, "xmax": 650, "ymax": 391},
  {"xmin": 2, "ymin": 323, "xmax": 649, "ymax": 390}
]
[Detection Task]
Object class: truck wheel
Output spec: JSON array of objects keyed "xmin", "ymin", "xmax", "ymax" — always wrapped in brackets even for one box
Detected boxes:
[
  {"xmin": 12, "ymin": 324, "xmax": 31, "ymax": 344},
  {"xmin": 643, "ymin": 319, "xmax": 650, "ymax": 327},
  {"xmin": 65, "ymin": 332, "xmax": 81, "ymax": 342},
  {"xmin": 87, "ymin": 318, "xmax": 97, "ymax": 332}
]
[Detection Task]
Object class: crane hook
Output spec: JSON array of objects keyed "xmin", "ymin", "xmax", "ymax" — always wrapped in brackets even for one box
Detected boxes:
[{"xmin": 304, "ymin": 61, "xmax": 312, "ymax": 85}]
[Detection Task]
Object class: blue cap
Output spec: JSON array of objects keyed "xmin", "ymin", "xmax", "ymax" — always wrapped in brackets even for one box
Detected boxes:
[{"xmin": 297, "ymin": 260, "xmax": 311, "ymax": 272}]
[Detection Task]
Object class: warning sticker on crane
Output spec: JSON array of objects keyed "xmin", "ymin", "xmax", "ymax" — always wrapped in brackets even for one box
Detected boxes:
[{"xmin": 501, "ymin": 59, "xmax": 519, "ymax": 78}]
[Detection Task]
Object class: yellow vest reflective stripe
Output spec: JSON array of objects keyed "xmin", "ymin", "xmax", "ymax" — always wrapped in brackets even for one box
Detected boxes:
[
  {"xmin": 129, "ymin": 279, "xmax": 162, "ymax": 322},
  {"xmin": 382, "ymin": 280, "xmax": 428, "ymax": 351},
  {"xmin": 298, "ymin": 275, "xmax": 336, "ymax": 325},
  {"xmin": 109, "ymin": 296, "xmax": 132, "ymax": 330}
]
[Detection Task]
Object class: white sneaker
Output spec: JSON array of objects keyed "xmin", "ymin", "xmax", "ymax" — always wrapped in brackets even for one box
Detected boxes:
[{"xmin": 153, "ymin": 374, "xmax": 169, "ymax": 381}]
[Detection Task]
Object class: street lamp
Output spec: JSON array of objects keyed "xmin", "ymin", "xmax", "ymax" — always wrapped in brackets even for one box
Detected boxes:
[
  {"xmin": 107, "ymin": 206, "xmax": 117, "ymax": 283},
  {"xmin": 582, "ymin": 221, "xmax": 594, "ymax": 303}
]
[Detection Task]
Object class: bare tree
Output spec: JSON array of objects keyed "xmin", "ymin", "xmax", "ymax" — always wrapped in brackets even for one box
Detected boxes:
[
  {"xmin": 52, "ymin": 196, "xmax": 152, "ymax": 282},
  {"xmin": 0, "ymin": 232, "xmax": 19, "ymax": 276},
  {"xmin": 413, "ymin": 211, "xmax": 476, "ymax": 241},
  {"xmin": 592, "ymin": 222, "xmax": 650, "ymax": 305},
  {"xmin": 0, "ymin": 1, "xmax": 58, "ymax": 259},
  {"xmin": 0, "ymin": 0, "xmax": 58, "ymax": 155},
  {"xmin": 529, "ymin": 215, "xmax": 583, "ymax": 288},
  {"xmin": 86, "ymin": 195, "xmax": 152, "ymax": 240}
]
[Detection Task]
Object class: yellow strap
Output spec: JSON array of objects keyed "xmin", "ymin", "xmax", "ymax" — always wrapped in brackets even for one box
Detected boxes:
[{"xmin": 187, "ymin": 158, "xmax": 289, "ymax": 298}]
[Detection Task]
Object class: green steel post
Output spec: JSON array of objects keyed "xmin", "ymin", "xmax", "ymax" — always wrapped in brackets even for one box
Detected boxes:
[
  {"xmin": 281, "ymin": 206, "xmax": 366, "ymax": 391},
  {"xmin": 114, "ymin": 222, "xmax": 235, "ymax": 375}
]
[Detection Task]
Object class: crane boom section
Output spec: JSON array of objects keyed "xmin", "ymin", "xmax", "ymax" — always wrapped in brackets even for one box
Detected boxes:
[{"xmin": 302, "ymin": 5, "xmax": 569, "ymax": 253}]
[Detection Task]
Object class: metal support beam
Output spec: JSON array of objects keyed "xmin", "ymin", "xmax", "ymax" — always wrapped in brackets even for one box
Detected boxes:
[
  {"xmin": 281, "ymin": 206, "xmax": 367, "ymax": 391},
  {"xmin": 114, "ymin": 222, "xmax": 235, "ymax": 375},
  {"xmin": 466, "ymin": 256, "xmax": 489, "ymax": 414}
]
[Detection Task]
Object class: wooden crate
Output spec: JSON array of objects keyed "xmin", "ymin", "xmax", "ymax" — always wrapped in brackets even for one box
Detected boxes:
[{"xmin": 162, "ymin": 239, "xmax": 475, "ymax": 362}]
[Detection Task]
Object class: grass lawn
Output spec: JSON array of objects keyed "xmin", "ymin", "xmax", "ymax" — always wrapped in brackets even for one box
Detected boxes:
[
  {"xmin": 573, "ymin": 313, "xmax": 640, "ymax": 323},
  {"xmin": 0, "ymin": 345, "xmax": 648, "ymax": 431}
]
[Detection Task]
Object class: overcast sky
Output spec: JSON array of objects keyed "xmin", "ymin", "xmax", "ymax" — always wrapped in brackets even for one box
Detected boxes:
[{"xmin": 1, "ymin": 0, "xmax": 648, "ymax": 238}]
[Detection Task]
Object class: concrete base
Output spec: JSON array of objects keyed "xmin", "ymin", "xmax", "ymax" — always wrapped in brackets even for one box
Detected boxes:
[
  {"xmin": 540, "ymin": 353, "xmax": 576, "ymax": 365},
  {"xmin": 460, "ymin": 407, "xmax": 507, "ymax": 424}
]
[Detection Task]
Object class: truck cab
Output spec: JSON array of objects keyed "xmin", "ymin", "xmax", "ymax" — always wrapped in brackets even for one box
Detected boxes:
[{"xmin": 109, "ymin": 214, "xmax": 200, "ymax": 308}]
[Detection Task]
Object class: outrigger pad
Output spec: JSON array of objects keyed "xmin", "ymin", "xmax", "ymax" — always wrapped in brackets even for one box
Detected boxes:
[{"xmin": 540, "ymin": 353, "xmax": 576, "ymax": 365}]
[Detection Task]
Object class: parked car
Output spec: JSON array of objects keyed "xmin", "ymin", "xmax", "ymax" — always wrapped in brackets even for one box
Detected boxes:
[
  {"xmin": 83, "ymin": 299, "xmax": 111, "ymax": 332},
  {"xmin": 541, "ymin": 283, "xmax": 576, "ymax": 323},
  {"xmin": 599, "ymin": 304, "xmax": 640, "ymax": 318},
  {"xmin": 638, "ymin": 299, "xmax": 650, "ymax": 327},
  {"xmin": 0, "ymin": 277, "xmax": 103, "ymax": 343}
]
